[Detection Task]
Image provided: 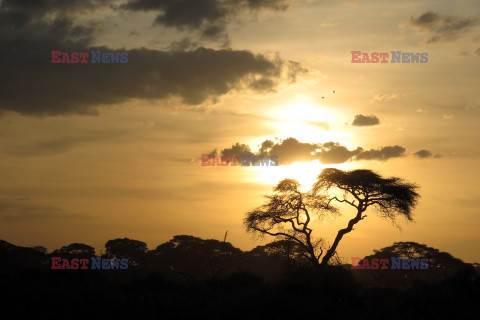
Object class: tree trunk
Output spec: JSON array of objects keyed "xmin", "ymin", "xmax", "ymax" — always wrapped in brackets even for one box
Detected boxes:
[{"xmin": 320, "ymin": 206, "xmax": 365, "ymax": 267}]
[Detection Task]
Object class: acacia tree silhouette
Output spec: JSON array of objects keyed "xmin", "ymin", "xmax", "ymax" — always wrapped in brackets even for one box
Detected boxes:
[
  {"xmin": 314, "ymin": 169, "xmax": 420, "ymax": 267},
  {"xmin": 244, "ymin": 168, "xmax": 420, "ymax": 269}
]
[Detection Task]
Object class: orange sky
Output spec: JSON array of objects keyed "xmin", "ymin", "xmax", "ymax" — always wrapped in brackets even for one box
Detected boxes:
[{"xmin": 0, "ymin": 0, "xmax": 479, "ymax": 263}]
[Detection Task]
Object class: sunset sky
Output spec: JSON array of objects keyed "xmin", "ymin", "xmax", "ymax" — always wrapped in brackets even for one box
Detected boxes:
[{"xmin": 1, "ymin": 0, "xmax": 479, "ymax": 263}]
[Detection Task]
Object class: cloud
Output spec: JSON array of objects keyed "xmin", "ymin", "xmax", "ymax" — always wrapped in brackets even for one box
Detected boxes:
[
  {"xmin": 443, "ymin": 114, "xmax": 455, "ymax": 120},
  {"xmin": 414, "ymin": 149, "xmax": 443, "ymax": 159},
  {"xmin": 409, "ymin": 11, "xmax": 479, "ymax": 43},
  {"xmin": 351, "ymin": 114, "xmax": 380, "ymax": 127},
  {"xmin": 261, "ymin": 138, "xmax": 318, "ymax": 164},
  {"xmin": 0, "ymin": 129, "xmax": 126, "ymax": 157},
  {"xmin": 0, "ymin": 198, "xmax": 88, "ymax": 221},
  {"xmin": 285, "ymin": 60, "xmax": 309, "ymax": 83},
  {"xmin": 413, "ymin": 149, "xmax": 432, "ymax": 158},
  {"xmin": 0, "ymin": 0, "xmax": 306, "ymax": 116},
  {"xmin": 167, "ymin": 38, "xmax": 200, "ymax": 51},
  {"xmin": 0, "ymin": 0, "xmax": 109, "ymax": 17},
  {"xmin": 354, "ymin": 145, "xmax": 406, "ymax": 161},
  {"xmin": 217, "ymin": 142, "xmax": 254, "ymax": 156},
  {"xmin": 120, "ymin": 0, "xmax": 289, "ymax": 41},
  {"xmin": 210, "ymin": 138, "xmax": 409, "ymax": 165},
  {"xmin": 371, "ymin": 93, "xmax": 398, "ymax": 102},
  {"xmin": 316, "ymin": 142, "xmax": 363, "ymax": 164}
]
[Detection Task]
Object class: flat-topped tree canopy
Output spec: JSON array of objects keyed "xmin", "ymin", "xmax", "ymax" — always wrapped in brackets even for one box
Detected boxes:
[{"xmin": 313, "ymin": 168, "xmax": 420, "ymax": 221}]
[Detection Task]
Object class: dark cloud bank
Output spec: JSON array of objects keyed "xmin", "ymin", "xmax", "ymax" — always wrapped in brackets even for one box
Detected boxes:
[
  {"xmin": 409, "ymin": 11, "xmax": 479, "ymax": 43},
  {"xmin": 210, "ymin": 137, "xmax": 412, "ymax": 165},
  {"xmin": 209, "ymin": 138, "xmax": 443, "ymax": 165},
  {"xmin": 120, "ymin": 0, "xmax": 289, "ymax": 41},
  {"xmin": 0, "ymin": 0, "xmax": 304, "ymax": 116}
]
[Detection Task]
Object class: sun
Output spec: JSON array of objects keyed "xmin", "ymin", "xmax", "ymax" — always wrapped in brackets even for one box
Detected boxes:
[
  {"xmin": 272, "ymin": 100, "xmax": 347, "ymax": 144},
  {"xmin": 247, "ymin": 100, "xmax": 355, "ymax": 190}
]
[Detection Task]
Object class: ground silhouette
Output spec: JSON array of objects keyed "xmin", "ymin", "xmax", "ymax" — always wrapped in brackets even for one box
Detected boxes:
[{"xmin": 1, "ymin": 237, "xmax": 479, "ymax": 319}]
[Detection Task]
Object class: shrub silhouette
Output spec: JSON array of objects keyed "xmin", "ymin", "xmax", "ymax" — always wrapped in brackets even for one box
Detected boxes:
[{"xmin": 352, "ymin": 241, "xmax": 476, "ymax": 287}]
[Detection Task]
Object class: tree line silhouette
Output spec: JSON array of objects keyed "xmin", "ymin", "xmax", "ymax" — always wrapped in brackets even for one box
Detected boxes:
[
  {"xmin": 1, "ymin": 236, "xmax": 479, "ymax": 319},
  {"xmin": 1, "ymin": 237, "xmax": 478, "ymax": 283}
]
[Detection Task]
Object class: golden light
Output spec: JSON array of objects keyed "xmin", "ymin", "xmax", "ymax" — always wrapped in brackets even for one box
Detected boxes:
[
  {"xmin": 273, "ymin": 100, "xmax": 347, "ymax": 144},
  {"xmin": 275, "ymin": 102, "xmax": 332, "ymax": 123},
  {"xmin": 240, "ymin": 99, "xmax": 356, "ymax": 190},
  {"xmin": 253, "ymin": 160, "xmax": 353, "ymax": 191}
]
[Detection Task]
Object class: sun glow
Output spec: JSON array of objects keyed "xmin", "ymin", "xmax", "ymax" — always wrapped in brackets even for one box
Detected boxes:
[
  {"xmin": 275, "ymin": 102, "xmax": 332, "ymax": 123},
  {"xmin": 273, "ymin": 101, "xmax": 347, "ymax": 144},
  {"xmin": 254, "ymin": 160, "xmax": 352, "ymax": 191},
  {"xmin": 246, "ymin": 99, "xmax": 355, "ymax": 190}
]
